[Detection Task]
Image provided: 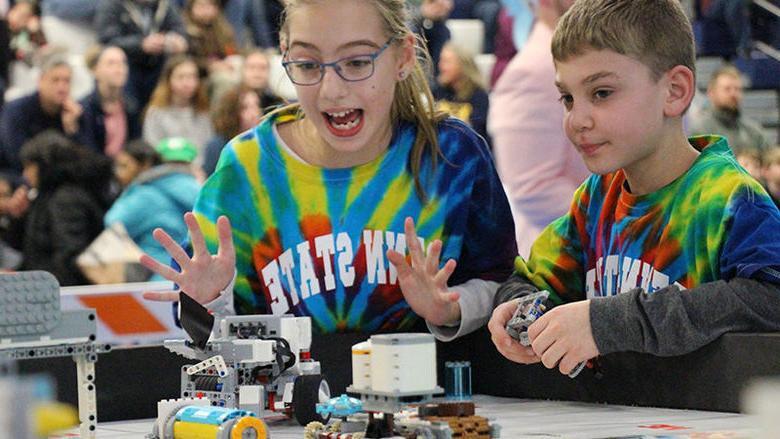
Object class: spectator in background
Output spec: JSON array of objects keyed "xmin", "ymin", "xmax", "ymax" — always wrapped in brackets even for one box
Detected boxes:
[
  {"xmin": 763, "ymin": 147, "xmax": 780, "ymax": 208},
  {"xmin": 451, "ymin": 0, "xmax": 501, "ymax": 53},
  {"xmin": 79, "ymin": 45, "xmax": 141, "ymax": 157},
  {"xmin": 735, "ymin": 148, "xmax": 764, "ymax": 180},
  {"xmin": 240, "ymin": 48, "xmax": 283, "ymax": 111},
  {"xmin": 18, "ymin": 130, "xmax": 113, "ymax": 285},
  {"xmin": 0, "ymin": 48, "xmax": 81, "ymax": 178},
  {"xmin": 434, "ymin": 42, "xmax": 490, "ymax": 146},
  {"xmin": 183, "ymin": 0, "xmax": 236, "ymax": 71},
  {"xmin": 489, "ymin": 7, "xmax": 517, "ymax": 86},
  {"xmin": 105, "ymin": 138, "xmax": 200, "ymax": 279},
  {"xmin": 221, "ymin": 0, "xmax": 274, "ymax": 49},
  {"xmin": 142, "ymin": 54, "xmax": 214, "ymax": 161},
  {"xmin": 202, "ymin": 85, "xmax": 262, "ymax": 176},
  {"xmin": 0, "ymin": 14, "xmax": 12, "ymax": 111},
  {"xmin": 7, "ymin": 0, "xmax": 46, "ymax": 66},
  {"xmin": 688, "ymin": 65, "xmax": 770, "ymax": 155},
  {"xmin": 96, "ymin": 0, "xmax": 188, "ymax": 109},
  {"xmin": 413, "ymin": 0, "xmax": 453, "ymax": 77},
  {"xmin": 488, "ymin": 0, "xmax": 588, "ymax": 257}
]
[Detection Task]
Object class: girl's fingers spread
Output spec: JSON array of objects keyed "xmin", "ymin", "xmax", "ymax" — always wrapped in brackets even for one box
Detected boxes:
[
  {"xmin": 216, "ymin": 215, "xmax": 234, "ymax": 257},
  {"xmin": 142, "ymin": 290, "xmax": 180, "ymax": 302},
  {"xmin": 434, "ymin": 258, "xmax": 456, "ymax": 286},
  {"xmin": 426, "ymin": 240, "xmax": 442, "ymax": 275},
  {"xmin": 140, "ymin": 254, "xmax": 181, "ymax": 281},
  {"xmin": 404, "ymin": 217, "xmax": 425, "ymax": 267},
  {"xmin": 386, "ymin": 250, "xmax": 412, "ymax": 277},
  {"xmin": 184, "ymin": 212, "xmax": 208, "ymax": 257},
  {"xmin": 152, "ymin": 228, "xmax": 191, "ymax": 268}
]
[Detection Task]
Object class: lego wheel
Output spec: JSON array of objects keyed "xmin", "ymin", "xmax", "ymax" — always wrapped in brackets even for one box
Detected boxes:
[{"xmin": 292, "ymin": 374, "xmax": 331, "ymax": 426}]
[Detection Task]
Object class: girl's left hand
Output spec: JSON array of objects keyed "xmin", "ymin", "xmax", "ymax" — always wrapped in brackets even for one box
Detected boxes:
[{"xmin": 386, "ymin": 217, "xmax": 460, "ymax": 326}]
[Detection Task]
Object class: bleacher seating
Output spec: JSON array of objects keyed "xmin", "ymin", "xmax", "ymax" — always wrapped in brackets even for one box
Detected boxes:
[{"xmin": 445, "ymin": 19, "xmax": 484, "ymax": 56}]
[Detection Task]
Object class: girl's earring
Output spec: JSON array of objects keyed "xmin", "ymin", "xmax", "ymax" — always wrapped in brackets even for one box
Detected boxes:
[{"xmin": 399, "ymin": 71, "xmax": 407, "ymax": 80}]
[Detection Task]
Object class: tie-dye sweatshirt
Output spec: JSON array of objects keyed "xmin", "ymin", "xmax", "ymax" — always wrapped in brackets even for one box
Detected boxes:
[
  {"xmin": 487, "ymin": 135, "xmax": 780, "ymax": 355},
  {"xmin": 193, "ymin": 110, "xmax": 516, "ymax": 333}
]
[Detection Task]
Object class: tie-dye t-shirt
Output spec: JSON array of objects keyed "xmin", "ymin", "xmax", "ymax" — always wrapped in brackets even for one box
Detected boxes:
[
  {"xmin": 193, "ymin": 110, "xmax": 516, "ymax": 333},
  {"xmin": 516, "ymin": 135, "xmax": 780, "ymax": 304}
]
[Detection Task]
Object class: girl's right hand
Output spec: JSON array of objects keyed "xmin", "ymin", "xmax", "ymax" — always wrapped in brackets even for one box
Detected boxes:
[{"xmin": 141, "ymin": 212, "xmax": 236, "ymax": 304}]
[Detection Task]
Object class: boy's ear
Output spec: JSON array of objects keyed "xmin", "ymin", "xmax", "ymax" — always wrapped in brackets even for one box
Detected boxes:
[{"xmin": 663, "ymin": 65, "xmax": 695, "ymax": 118}]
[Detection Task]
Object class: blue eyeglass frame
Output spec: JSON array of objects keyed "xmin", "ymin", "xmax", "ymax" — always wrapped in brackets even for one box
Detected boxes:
[{"xmin": 282, "ymin": 38, "xmax": 395, "ymax": 85}]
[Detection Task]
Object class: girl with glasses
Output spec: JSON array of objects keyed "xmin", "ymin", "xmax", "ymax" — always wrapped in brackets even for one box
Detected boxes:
[{"xmin": 141, "ymin": 0, "xmax": 516, "ymax": 335}]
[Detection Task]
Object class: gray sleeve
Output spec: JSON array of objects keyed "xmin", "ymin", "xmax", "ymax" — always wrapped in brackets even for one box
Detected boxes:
[
  {"xmin": 493, "ymin": 271, "xmax": 540, "ymax": 306},
  {"xmin": 427, "ymin": 279, "xmax": 500, "ymax": 342},
  {"xmin": 590, "ymin": 277, "xmax": 780, "ymax": 356}
]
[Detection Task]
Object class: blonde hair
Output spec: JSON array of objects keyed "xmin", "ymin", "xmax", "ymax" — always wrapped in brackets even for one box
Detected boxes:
[
  {"xmin": 707, "ymin": 64, "xmax": 743, "ymax": 90},
  {"xmin": 764, "ymin": 148, "xmax": 780, "ymax": 167},
  {"xmin": 552, "ymin": 0, "xmax": 695, "ymax": 81},
  {"xmin": 440, "ymin": 42, "xmax": 485, "ymax": 101},
  {"xmin": 274, "ymin": 0, "xmax": 447, "ymax": 202}
]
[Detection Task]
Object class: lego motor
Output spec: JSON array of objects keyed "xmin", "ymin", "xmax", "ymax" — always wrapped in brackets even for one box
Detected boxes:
[
  {"xmin": 150, "ymin": 404, "xmax": 268, "ymax": 439},
  {"xmin": 504, "ymin": 290, "xmax": 585, "ymax": 378}
]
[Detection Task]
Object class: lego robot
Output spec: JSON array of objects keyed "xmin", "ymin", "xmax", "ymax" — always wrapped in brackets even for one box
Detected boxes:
[
  {"xmin": 504, "ymin": 290, "xmax": 585, "ymax": 378},
  {"xmin": 163, "ymin": 292, "xmax": 331, "ymax": 426},
  {"xmin": 148, "ymin": 398, "xmax": 268, "ymax": 439},
  {"xmin": 0, "ymin": 271, "xmax": 110, "ymax": 438}
]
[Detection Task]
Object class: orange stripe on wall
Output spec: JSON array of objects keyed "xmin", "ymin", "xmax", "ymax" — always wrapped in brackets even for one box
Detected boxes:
[{"xmin": 79, "ymin": 294, "xmax": 168, "ymax": 335}]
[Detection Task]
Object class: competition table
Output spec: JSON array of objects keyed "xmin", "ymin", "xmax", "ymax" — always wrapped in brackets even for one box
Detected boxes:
[{"xmin": 51, "ymin": 394, "xmax": 757, "ymax": 438}]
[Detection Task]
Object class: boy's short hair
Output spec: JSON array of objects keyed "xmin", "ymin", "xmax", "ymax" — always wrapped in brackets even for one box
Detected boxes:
[
  {"xmin": 764, "ymin": 148, "xmax": 780, "ymax": 167},
  {"xmin": 552, "ymin": 0, "xmax": 695, "ymax": 81}
]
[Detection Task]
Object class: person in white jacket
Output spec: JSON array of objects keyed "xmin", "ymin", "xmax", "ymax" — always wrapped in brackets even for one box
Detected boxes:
[{"xmin": 488, "ymin": 0, "xmax": 589, "ymax": 257}]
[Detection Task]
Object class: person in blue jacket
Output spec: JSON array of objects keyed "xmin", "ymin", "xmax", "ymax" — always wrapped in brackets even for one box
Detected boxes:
[{"xmin": 104, "ymin": 138, "xmax": 200, "ymax": 279}]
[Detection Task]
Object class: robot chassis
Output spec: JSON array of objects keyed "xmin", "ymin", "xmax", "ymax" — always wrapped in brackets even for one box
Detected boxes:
[
  {"xmin": 504, "ymin": 290, "xmax": 585, "ymax": 378},
  {"xmin": 0, "ymin": 271, "xmax": 110, "ymax": 438},
  {"xmin": 162, "ymin": 292, "xmax": 331, "ymax": 427}
]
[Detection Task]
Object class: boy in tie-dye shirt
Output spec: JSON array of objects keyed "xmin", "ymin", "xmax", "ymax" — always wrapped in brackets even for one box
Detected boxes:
[{"xmin": 418, "ymin": 0, "xmax": 780, "ymax": 375}]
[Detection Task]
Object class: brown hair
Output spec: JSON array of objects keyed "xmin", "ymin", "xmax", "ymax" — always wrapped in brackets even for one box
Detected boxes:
[
  {"xmin": 552, "ymin": 0, "xmax": 695, "ymax": 81},
  {"xmin": 276, "ymin": 0, "xmax": 447, "ymax": 202},
  {"xmin": 146, "ymin": 55, "xmax": 210, "ymax": 113},
  {"xmin": 212, "ymin": 86, "xmax": 262, "ymax": 139}
]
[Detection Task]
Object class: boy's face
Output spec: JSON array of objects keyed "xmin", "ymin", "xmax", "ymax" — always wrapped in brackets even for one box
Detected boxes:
[{"xmin": 555, "ymin": 49, "xmax": 669, "ymax": 176}]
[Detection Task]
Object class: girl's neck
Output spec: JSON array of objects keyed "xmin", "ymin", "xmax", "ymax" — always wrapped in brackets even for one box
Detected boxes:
[
  {"xmin": 171, "ymin": 95, "xmax": 192, "ymax": 108},
  {"xmin": 280, "ymin": 117, "xmax": 391, "ymax": 168},
  {"xmin": 98, "ymin": 82, "xmax": 122, "ymax": 103}
]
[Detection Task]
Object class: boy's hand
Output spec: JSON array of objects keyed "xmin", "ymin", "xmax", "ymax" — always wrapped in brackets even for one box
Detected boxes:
[
  {"xmin": 141, "ymin": 212, "xmax": 235, "ymax": 305},
  {"xmin": 528, "ymin": 300, "xmax": 599, "ymax": 375},
  {"xmin": 386, "ymin": 217, "xmax": 460, "ymax": 326},
  {"xmin": 488, "ymin": 299, "xmax": 541, "ymax": 364}
]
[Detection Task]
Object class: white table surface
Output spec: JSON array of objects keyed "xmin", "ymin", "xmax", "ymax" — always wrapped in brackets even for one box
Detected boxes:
[{"xmin": 50, "ymin": 394, "xmax": 757, "ymax": 439}]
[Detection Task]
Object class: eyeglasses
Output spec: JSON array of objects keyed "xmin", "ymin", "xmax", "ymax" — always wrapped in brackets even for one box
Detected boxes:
[{"xmin": 282, "ymin": 39, "xmax": 394, "ymax": 86}]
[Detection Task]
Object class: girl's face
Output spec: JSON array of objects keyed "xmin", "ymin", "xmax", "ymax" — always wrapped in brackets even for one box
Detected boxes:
[
  {"xmin": 114, "ymin": 152, "xmax": 144, "ymax": 187},
  {"xmin": 239, "ymin": 91, "xmax": 262, "ymax": 131},
  {"xmin": 437, "ymin": 46, "xmax": 461, "ymax": 87},
  {"xmin": 95, "ymin": 47, "xmax": 129, "ymax": 89},
  {"xmin": 169, "ymin": 61, "xmax": 199, "ymax": 103},
  {"xmin": 284, "ymin": 0, "xmax": 413, "ymax": 159},
  {"xmin": 190, "ymin": 0, "xmax": 219, "ymax": 25}
]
